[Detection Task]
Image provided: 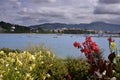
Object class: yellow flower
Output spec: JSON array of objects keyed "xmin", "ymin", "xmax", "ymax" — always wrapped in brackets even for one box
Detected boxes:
[
  {"xmin": 31, "ymin": 64, "xmax": 35, "ymax": 69},
  {"xmin": 49, "ymin": 64, "xmax": 53, "ymax": 67},
  {"xmin": 42, "ymin": 75, "xmax": 46, "ymax": 80},
  {"xmin": 41, "ymin": 61, "xmax": 44, "ymax": 64},
  {"xmin": 46, "ymin": 73, "xmax": 51, "ymax": 78},
  {"xmin": 0, "ymin": 51, "xmax": 4, "ymax": 53},
  {"xmin": 5, "ymin": 64, "xmax": 9, "ymax": 67},
  {"xmin": 11, "ymin": 58, "xmax": 15, "ymax": 62},
  {"xmin": 46, "ymin": 51, "xmax": 51, "ymax": 57},
  {"xmin": 0, "ymin": 74, "xmax": 3, "ymax": 79},
  {"xmin": 14, "ymin": 67, "xmax": 18, "ymax": 70},
  {"xmin": 8, "ymin": 52, "xmax": 16, "ymax": 57},
  {"xmin": 0, "ymin": 59, "xmax": 5, "ymax": 64},
  {"xmin": 16, "ymin": 71, "xmax": 20, "ymax": 74},
  {"xmin": 110, "ymin": 41, "xmax": 116, "ymax": 50},
  {"xmin": 16, "ymin": 58, "xmax": 23, "ymax": 66},
  {"xmin": 6, "ymin": 57, "xmax": 15, "ymax": 63},
  {"xmin": 26, "ymin": 73, "xmax": 30, "ymax": 77},
  {"xmin": 0, "ymin": 51, "xmax": 6, "ymax": 57},
  {"xmin": 29, "ymin": 64, "xmax": 36, "ymax": 71},
  {"xmin": 30, "ymin": 55, "xmax": 35, "ymax": 61}
]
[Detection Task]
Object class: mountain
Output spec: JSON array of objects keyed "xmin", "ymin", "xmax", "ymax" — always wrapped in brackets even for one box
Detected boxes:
[
  {"xmin": 0, "ymin": 21, "xmax": 31, "ymax": 33},
  {"xmin": 30, "ymin": 22, "xmax": 120, "ymax": 32}
]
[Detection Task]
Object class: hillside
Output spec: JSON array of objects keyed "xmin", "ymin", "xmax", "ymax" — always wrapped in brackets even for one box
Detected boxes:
[
  {"xmin": 0, "ymin": 21, "xmax": 31, "ymax": 33},
  {"xmin": 30, "ymin": 22, "xmax": 120, "ymax": 32},
  {"xmin": 0, "ymin": 21, "xmax": 120, "ymax": 33}
]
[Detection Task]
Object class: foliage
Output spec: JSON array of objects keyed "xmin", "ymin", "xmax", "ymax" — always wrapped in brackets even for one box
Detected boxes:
[
  {"xmin": 0, "ymin": 51, "xmax": 35, "ymax": 80},
  {"xmin": 31, "ymin": 50, "xmax": 68, "ymax": 80},
  {"xmin": 0, "ymin": 21, "xmax": 31, "ymax": 33},
  {"xmin": 113, "ymin": 54, "xmax": 120, "ymax": 79},
  {"xmin": 65, "ymin": 57, "xmax": 89, "ymax": 80},
  {"xmin": 0, "ymin": 46, "xmax": 90, "ymax": 80},
  {"xmin": 73, "ymin": 36, "xmax": 119, "ymax": 79},
  {"xmin": 0, "ymin": 48, "xmax": 21, "ymax": 54}
]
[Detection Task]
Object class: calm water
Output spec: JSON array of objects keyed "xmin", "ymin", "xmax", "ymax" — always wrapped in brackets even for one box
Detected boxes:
[{"xmin": 0, "ymin": 34, "xmax": 120, "ymax": 58}]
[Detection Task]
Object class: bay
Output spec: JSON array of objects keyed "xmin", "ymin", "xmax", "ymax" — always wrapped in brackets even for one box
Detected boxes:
[{"xmin": 0, "ymin": 34, "xmax": 120, "ymax": 59}]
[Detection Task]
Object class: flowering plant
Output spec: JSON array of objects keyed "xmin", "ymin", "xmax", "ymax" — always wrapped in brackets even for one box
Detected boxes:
[
  {"xmin": 73, "ymin": 36, "xmax": 101, "ymax": 64},
  {"xmin": 73, "ymin": 36, "xmax": 117, "ymax": 79}
]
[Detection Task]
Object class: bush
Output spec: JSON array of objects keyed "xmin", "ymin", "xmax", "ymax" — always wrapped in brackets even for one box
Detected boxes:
[
  {"xmin": 0, "ymin": 46, "xmax": 90, "ymax": 80},
  {"xmin": 65, "ymin": 57, "xmax": 89, "ymax": 80},
  {"xmin": 0, "ymin": 51, "xmax": 35, "ymax": 80},
  {"xmin": 0, "ymin": 48, "xmax": 68, "ymax": 80},
  {"xmin": 31, "ymin": 50, "xmax": 68, "ymax": 80}
]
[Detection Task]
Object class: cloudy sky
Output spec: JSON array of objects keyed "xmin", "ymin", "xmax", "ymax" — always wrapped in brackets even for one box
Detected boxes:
[{"xmin": 0, "ymin": 0, "xmax": 120, "ymax": 26}]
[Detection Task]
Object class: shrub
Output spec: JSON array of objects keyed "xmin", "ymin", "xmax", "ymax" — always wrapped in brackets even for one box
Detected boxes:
[
  {"xmin": 0, "ymin": 51, "xmax": 35, "ymax": 80},
  {"xmin": 113, "ymin": 54, "xmax": 120, "ymax": 79},
  {"xmin": 31, "ymin": 50, "xmax": 68, "ymax": 80},
  {"xmin": 0, "ymin": 47, "xmax": 68, "ymax": 80},
  {"xmin": 73, "ymin": 36, "xmax": 118, "ymax": 79},
  {"xmin": 65, "ymin": 57, "xmax": 89, "ymax": 80},
  {"xmin": 0, "ymin": 48, "xmax": 21, "ymax": 54}
]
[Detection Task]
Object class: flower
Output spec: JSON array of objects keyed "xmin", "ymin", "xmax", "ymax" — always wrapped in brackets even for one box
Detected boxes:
[
  {"xmin": 107, "ymin": 37, "xmax": 112, "ymax": 42},
  {"xmin": 110, "ymin": 41, "xmax": 116, "ymax": 51},
  {"xmin": 16, "ymin": 58, "xmax": 23, "ymax": 66},
  {"xmin": 40, "ymin": 61, "xmax": 44, "ymax": 64},
  {"xmin": 82, "ymin": 41, "xmax": 87, "ymax": 47},
  {"xmin": 73, "ymin": 41, "xmax": 81, "ymax": 48},
  {"xmin": 46, "ymin": 73, "xmax": 51, "ymax": 78},
  {"xmin": 46, "ymin": 51, "xmax": 51, "ymax": 57},
  {"xmin": 86, "ymin": 36, "xmax": 92, "ymax": 42}
]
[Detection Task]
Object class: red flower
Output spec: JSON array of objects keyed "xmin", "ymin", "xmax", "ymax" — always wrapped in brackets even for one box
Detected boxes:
[
  {"xmin": 86, "ymin": 36, "xmax": 92, "ymax": 42},
  {"xmin": 81, "ymin": 48, "xmax": 91, "ymax": 56},
  {"xmin": 93, "ymin": 47, "xmax": 99, "ymax": 53},
  {"xmin": 82, "ymin": 41, "xmax": 87, "ymax": 47},
  {"xmin": 73, "ymin": 41, "xmax": 81, "ymax": 48},
  {"xmin": 90, "ymin": 42, "xmax": 98, "ymax": 50},
  {"xmin": 107, "ymin": 37, "xmax": 112, "ymax": 42}
]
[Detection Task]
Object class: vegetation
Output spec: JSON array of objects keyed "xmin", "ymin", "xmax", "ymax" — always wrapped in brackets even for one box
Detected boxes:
[
  {"xmin": 62, "ymin": 30, "xmax": 96, "ymax": 34},
  {"xmin": 2, "ymin": 21, "xmax": 120, "ymax": 34},
  {"xmin": 0, "ymin": 47, "xmax": 89, "ymax": 80},
  {"xmin": 73, "ymin": 36, "xmax": 120, "ymax": 80},
  {"xmin": 0, "ymin": 21, "xmax": 31, "ymax": 33},
  {"xmin": 0, "ymin": 36, "xmax": 120, "ymax": 80}
]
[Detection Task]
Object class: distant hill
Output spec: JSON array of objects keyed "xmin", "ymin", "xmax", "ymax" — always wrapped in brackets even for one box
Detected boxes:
[
  {"xmin": 0, "ymin": 21, "xmax": 31, "ymax": 33},
  {"xmin": 30, "ymin": 22, "xmax": 120, "ymax": 32},
  {"xmin": 0, "ymin": 21, "xmax": 120, "ymax": 33}
]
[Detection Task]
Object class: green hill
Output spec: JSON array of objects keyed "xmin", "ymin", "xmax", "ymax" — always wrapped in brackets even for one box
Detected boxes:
[{"xmin": 0, "ymin": 21, "xmax": 31, "ymax": 33}]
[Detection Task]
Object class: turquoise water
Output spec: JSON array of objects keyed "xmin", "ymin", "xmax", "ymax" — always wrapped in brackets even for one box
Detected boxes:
[{"xmin": 0, "ymin": 34, "xmax": 120, "ymax": 58}]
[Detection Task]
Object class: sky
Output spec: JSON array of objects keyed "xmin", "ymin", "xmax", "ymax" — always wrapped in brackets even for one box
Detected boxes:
[{"xmin": 0, "ymin": 0, "xmax": 120, "ymax": 26}]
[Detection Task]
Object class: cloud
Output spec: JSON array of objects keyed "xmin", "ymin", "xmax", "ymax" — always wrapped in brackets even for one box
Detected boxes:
[
  {"xmin": 99, "ymin": 0, "xmax": 120, "ymax": 4},
  {"xmin": 16, "ymin": 4, "xmax": 96, "ymax": 25},
  {"xmin": 94, "ymin": 4, "xmax": 120, "ymax": 15},
  {"xmin": 3, "ymin": 0, "xmax": 120, "ymax": 26},
  {"xmin": 93, "ymin": 0, "xmax": 120, "ymax": 25},
  {"xmin": 94, "ymin": 0, "xmax": 120, "ymax": 15},
  {"xmin": 32, "ymin": 0, "xmax": 56, "ymax": 3}
]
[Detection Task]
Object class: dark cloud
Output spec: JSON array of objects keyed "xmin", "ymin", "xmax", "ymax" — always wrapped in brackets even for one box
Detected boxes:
[
  {"xmin": 94, "ymin": 6, "xmax": 120, "ymax": 15},
  {"xmin": 94, "ymin": 0, "xmax": 120, "ymax": 15},
  {"xmin": 32, "ymin": 0, "xmax": 56, "ymax": 3},
  {"xmin": 99, "ymin": 0, "xmax": 120, "ymax": 4}
]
